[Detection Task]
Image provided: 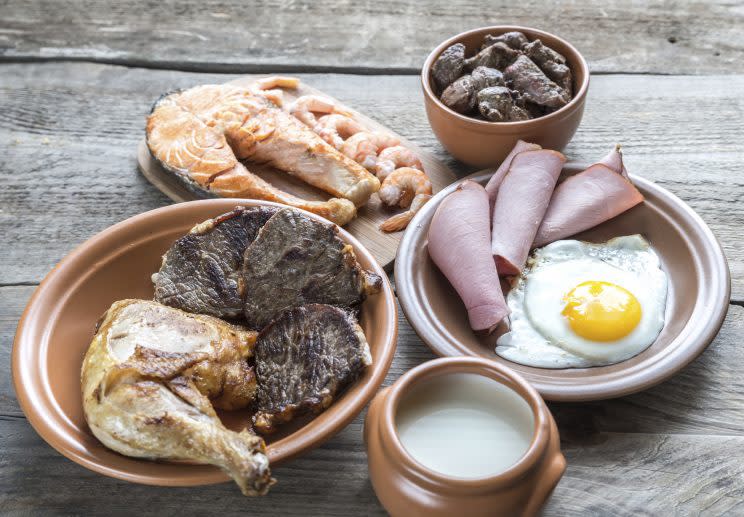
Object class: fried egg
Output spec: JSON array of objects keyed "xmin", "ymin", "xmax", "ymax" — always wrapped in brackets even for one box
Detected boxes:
[{"xmin": 496, "ymin": 235, "xmax": 667, "ymax": 368}]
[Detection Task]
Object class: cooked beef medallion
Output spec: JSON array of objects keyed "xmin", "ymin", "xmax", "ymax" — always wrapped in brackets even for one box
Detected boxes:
[
  {"xmin": 153, "ymin": 206, "xmax": 278, "ymax": 318},
  {"xmin": 253, "ymin": 304, "xmax": 372, "ymax": 433},
  {"xmin": 242, "ymin": 208, "xmax": 382, "ymax": 329}
]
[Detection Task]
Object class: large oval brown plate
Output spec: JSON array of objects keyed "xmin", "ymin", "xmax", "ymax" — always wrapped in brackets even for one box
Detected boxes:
[
  {"xmin": 395, "ymin": 165, "xmax": 730, "ymax": 401},
  {"xmin": 12, "ymin": 199, "xmax": 398, "ymax": 487}
]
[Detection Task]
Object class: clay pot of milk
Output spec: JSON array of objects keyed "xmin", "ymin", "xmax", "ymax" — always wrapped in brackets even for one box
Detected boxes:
[{"xmin": 364, "ymin": 357, "xmax": 565, "ymax": 516}]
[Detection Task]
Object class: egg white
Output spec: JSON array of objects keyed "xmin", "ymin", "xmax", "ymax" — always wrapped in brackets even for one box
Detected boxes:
[{"xmin": 496, "ymin": 235, "xmax": 668, "ymax": 368}]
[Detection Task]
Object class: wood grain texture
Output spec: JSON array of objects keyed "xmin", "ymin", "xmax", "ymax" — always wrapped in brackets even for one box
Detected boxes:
[
  {"xmin": 138, "ymin": 75, "xmax": 456, "ymax": 268},
  {"xmin": 2, "ymin": 282, "xmax": 743, "ymax": 514},
  {"xmin": 1, "ymin": 63, "xmax": 742, "ymax": 299},
  {"xmin": 1, "ymin": 0, "xmax": 742, "ymax": 74}
]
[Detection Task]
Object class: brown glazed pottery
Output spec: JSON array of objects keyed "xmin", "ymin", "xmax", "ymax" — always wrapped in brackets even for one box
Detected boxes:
[
  {"xmin": 12, "ymin": 199, "xmax": 398, "ymax": 487},
  {"xmin": 421, "ymin": 26, "xmax": 590, "ymax": 168},
  {"xmin": 395, "ymin": 166, "xmax": 730, "ymax": 401},
  {"xmin": 364, "ymin": 357, "xmax": 565, "ymax": 517}
]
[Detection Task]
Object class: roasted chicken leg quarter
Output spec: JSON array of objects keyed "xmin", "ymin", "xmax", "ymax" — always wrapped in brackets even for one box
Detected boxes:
[{"xmin": 81, "ymin": 299, "xmax": 273, "ymax": 496}]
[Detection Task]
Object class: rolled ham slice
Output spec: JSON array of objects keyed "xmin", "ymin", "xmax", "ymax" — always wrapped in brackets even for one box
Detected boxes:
[
  {"xmin": 484, "ymin": 140, "xmax": 542, "ymax": 205},
  {"xmin": 533, "ymin": 163, "xmax": 644, "ymax": 247},
  {"xmin": 428, "ymin": 180, "xmax": 508, "ymax": 332},
  {"xmin": 491, "ymin": 149, "xmax": 566, "ymax": 276},
  {"xmin": 599, "ymin": 144, "xmax": 629, "ymax": 179}
]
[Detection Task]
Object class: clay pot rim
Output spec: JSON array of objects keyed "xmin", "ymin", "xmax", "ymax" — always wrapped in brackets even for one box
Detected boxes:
[
  {"xmin": 421, "ymin": 25, "xmax": 590, "ymax": 131},
  {"xmin": 381, "ymin": 356, "xmax": 552, "ymax": 492}
]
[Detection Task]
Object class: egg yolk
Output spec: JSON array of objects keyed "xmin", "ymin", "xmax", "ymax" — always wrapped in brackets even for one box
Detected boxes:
[{"xmin": 562, "ymin": 281, "xmax": 642, "ymax": 342}]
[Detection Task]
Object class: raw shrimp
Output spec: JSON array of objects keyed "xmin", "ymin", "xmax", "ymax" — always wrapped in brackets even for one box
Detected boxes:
[
  {"xmin": 289, "ymin": 95, "xmax": 350, "ymax": 127},
  {"xmin": 341, "ymin": 131, "xmax": 400, "ymax": 170},
  {"xmin": 314, "ymin": 114, "xmax": 363, "ymax": 149},
  {"xmin": 378, "ymin": 167, "xmax": 433, "ymax": 232},
  {"xmin": 249, "ymin": 76, "xmax": 300, "ymax": 107},
  {"xmin": 374, "ymin": 145, "xmax": 424, "ymax": 180}
]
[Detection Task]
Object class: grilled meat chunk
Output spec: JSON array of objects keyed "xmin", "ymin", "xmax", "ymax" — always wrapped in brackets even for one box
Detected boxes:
[
  {"xmin": 477, "ymin": 86, "xmax": 530, "ymax": 122},
  {"xmin": 242, "ymin": 208, "xmax": 383, "ymax": 329},
  {"xmin": 431, "ymin": 43, "xmax": 466, "ymax": 93},
  {"xmin": 503, "ymin": 55, "xmax": 570, "ymax": 109},
  {"xmin": 441, "ymin": 66, "xmax": 505, "ymax": 115},
  {"xmin": 253, "ymin": 304, "xmax": 372, "ymax": 433},
  {"xmin": 464, "ymin": 42, "xmax": 520, "ymax": 72},
  {"xmin": 482, "ymin": 31, "xmax": 529, "ymax": 50},
  {"xmin": 153, "ymin": 206, "xmax": 277, "ymax": 318},
  {"xmin": 524, "ymin": 39, "xmax": 573, "ymax": 94}
]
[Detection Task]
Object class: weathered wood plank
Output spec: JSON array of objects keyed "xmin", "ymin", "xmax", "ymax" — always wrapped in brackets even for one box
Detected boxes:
[
  {"xmin": 4, "ymin": 282, "xmax": 743, "ymax": 434},
  {"xmin": 550, "ymin": 304, "xmax": 744, "ymax": 437},
  {"xmin": 3, "ymin": 294, "xmax": 744, "ymax": 514},
  {"xmin": 2, "ymin": 417, "xmax": 740, "ymax": 515},
  {"xmin": 1, "ymin": 0, "xmax": 741, "ymax": 74},
  {"xmin": 0, "ymin": 286, "xmax": 31, "ymax": 416},
  {"xmin": 0, "ymin": 283, "xmax": 435, "ymax": 414},
  {"xmin": 1, "ymin": 63, "xmax": 742, "ymax": 298},
  {"xmin": 0, "ymin": 414, "xmax": 387, "ymax": 516},
  {"xmin": 547, "ymin": 432, "xmax": 744, "ymax": 515},
  {"xmin": 4, "ymin": 412, "xmax": 744, "ymax": 516}
]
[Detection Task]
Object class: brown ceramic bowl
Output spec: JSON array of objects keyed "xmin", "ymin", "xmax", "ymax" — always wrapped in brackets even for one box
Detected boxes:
[
  {"xmin": 364, "ymin": 357, "xmax": 565, "ymax": 517},
  {"xmin": 422, "ymin": 26, "xmax": 589, "ymax": 168},
  {"xmin": 395, "ymin": 166, "xmax": 730, "ymax": 401},
  {"xmin": 12, "ymin": 199, "xmax": 398, "ymax": 487}
]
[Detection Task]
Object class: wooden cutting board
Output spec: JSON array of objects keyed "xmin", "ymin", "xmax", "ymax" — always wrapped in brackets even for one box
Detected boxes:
[{"xmin": 137, "ymin": 75, "xmax": 456, "ymax": 269}]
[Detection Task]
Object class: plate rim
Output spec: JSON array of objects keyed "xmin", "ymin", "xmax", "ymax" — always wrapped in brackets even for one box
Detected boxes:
[
  {"xmin": 395, "ymin": 165, "xmax": 731, "ymax": 401},
  {"xmin": 12, "ymin": 198, "xmax": 398, "ymax": 486}
]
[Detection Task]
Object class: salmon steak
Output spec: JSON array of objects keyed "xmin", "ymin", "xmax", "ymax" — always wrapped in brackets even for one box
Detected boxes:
[{"xmin": 146, "ymin": 84, "xmax": 381, "ymax": 225}]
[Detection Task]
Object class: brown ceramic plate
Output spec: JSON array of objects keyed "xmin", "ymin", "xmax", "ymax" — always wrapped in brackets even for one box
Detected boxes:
[
  {"xmin": 396, "ymin": 165, "xmax": 730, "ymax": 401},
  {"xmin": 12, "ymin": 199, "xmax": 397, "ymax": 486}
]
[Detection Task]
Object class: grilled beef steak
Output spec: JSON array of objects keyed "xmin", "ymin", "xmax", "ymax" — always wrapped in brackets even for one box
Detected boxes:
[
  {"xmin": 242, "ymin": 208, "xmax": 382, "ymax": 329},
  {"xmin": 153, "ymin": 206, "xmax": 277, "ymax": 318},
  {"xmin": 253, "ymin": 304, "xmax": 372, "ymax": 433}
]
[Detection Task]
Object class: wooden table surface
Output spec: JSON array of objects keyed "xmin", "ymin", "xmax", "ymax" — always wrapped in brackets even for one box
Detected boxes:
[{"xmin": 2, "ymin": 1, "xmax": 744, "ymax": 515}]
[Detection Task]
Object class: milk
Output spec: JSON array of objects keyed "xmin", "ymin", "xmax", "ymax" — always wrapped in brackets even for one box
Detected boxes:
[{"xmin": 395, "ymin": 373, "xmax": 534, "ymax": 479}]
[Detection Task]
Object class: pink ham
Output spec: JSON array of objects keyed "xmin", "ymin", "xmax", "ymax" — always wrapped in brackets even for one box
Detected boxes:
[
  {"xmin": 491, "ymin": 149, "xmax": 566, "ymax": 276},
  {"xmin": 484, "ymin": 140, "xmax": 542, "ymax": 205},
  {"xmin": 428, "ymin": 180, "xmax": 509, "ymax": 332},
  {"xmin": 533, "ymin": 163, "xmax": 644, "ymax": 247}
]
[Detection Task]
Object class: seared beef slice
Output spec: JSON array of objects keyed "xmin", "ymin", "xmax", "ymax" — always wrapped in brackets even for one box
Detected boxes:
[
  {"xmin": 153, "ymin": 206, "xmax": 277, "ymax": 318},
  {"xmin": 242, "ymin": 208, "xmax": 382, "ymax": 329},
  {"xmin": 253, "ymin": 304, "xmax": 372, "ymax": 433}
]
